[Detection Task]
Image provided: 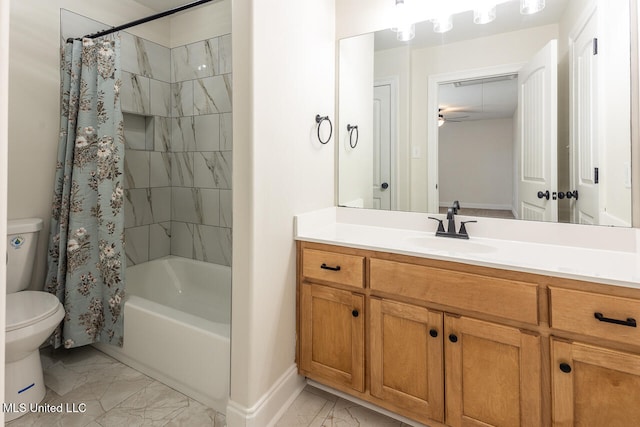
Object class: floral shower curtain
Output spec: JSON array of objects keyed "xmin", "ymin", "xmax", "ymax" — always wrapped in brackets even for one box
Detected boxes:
[{"xmin": 44, "ymin": 36, "xmax": 125, "ymax": 349}]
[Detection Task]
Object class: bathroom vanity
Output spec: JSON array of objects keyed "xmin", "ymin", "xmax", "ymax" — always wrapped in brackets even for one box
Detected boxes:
[{"xmin": 295, "ymin": 208, "xmax": 640, "ymax": 427}]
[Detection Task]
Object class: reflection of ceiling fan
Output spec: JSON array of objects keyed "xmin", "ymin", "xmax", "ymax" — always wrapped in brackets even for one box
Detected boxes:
[{"xmin": 438, "ymin": 108, "xmax": 471, "ymax": 126}]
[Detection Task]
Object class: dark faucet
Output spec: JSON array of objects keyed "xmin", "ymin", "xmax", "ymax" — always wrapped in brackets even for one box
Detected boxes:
[
  {"xmin": 428, "ymin": 200, "xmax": 476, "ymax": 239},
  {"xmin": 446, "ymin": 200, "xmax": 460, "ymax": 234}
]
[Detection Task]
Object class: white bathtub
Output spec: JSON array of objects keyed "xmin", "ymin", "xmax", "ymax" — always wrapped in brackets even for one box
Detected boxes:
[{"xmin": 94, "ymin": 256, "xmax": 230, "ymax": 413}]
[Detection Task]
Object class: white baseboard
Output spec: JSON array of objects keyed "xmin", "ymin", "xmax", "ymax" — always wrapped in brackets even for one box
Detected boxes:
[{"xmin": 226, "ymin": 365, "xmax": 306, "ymax": 427}]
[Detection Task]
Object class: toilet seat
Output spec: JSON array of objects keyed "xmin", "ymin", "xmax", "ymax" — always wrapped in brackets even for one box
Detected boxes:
[{"xmin": 6, "ymin": 292, "xmax": 62, "ymax": 332}]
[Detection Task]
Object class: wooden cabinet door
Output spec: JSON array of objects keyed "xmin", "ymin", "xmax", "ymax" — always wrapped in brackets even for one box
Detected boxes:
[
  {"xmin": 369, "ymin": 298, "xmax": 444, "ymax": 424},
  {"xmin": 552, "ymin": 339, "xmax": 640, "ymax": 427},
  {"xmin": 299, "ymin": 283, "xmax": 365, "ymax": 392},
  {"xmin": 445, "ymin": 315, "xmax": 542, "ymax": 427}
]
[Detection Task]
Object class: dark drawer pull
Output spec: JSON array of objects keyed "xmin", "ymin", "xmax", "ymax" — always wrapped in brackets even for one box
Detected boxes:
[
  {"xmin": 320, "ymin": 263, "xmax": 341, "ymax": 272},
  {"xmin": 594, "ymin": 312, "xmax": 637, "ymax": 328},
  {"xmin": 559, "ymin": 363, "xmax": 572, "ymax": 374}
]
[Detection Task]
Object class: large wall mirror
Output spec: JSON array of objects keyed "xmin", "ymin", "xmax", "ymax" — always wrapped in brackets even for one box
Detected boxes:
[{"xmin": 337, "ymin": 0, "xmax": 635, "ymax": 226}]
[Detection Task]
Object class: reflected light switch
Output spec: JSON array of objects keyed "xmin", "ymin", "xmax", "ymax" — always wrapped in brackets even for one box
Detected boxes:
[{"xmin": 411, "ymin": 146, "xmax": 421, "ymax": 159}]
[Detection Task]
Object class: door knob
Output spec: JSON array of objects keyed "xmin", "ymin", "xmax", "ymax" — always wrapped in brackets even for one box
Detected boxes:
[
  {"xmin": 381, "ymin": 182, "xmax": 389, "ymax": 190},
  {"xmin": 537, "ymin": 190, "xmax": 550, "ymax": 200},
  {"xmin": 566, "ymin": 190, "xmax": 579, "ymax": 200}
]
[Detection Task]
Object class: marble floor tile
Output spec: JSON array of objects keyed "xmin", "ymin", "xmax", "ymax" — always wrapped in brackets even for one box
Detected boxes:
[
  {"xmin": 320, "ymin": 398, "xmax": 405, "ymax": 426},
  {"xmin": 276, "ymin": 386, "xmax": 422, "ymax": 427},
  {"xmin": 93, "ymin": 381, "xmax": 189, "ymax": 426},
  {"xmin": 164, "ymin": 398, "xmax": 226, "ymax": 427},
  {"xmin": 275, "ymin": 389, "xmax": 334, "ymax": 427},
  {"xmin": 13, "ymin": 347, "xmax": 423, "ymax": 427},
  {"xmin": 8, "ymin": 347, "xmax": 227, "ymax": 427}
]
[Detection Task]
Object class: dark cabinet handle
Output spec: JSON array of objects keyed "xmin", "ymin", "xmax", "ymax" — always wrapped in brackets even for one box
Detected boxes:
[
  {"xmin": 352, "ymin": 310, "xmax": 359, "ymax": 318},
  {"xmin": 594, "ymin": 312, "xmax": 637, "ymax": 328},
  {"xmin": 429, "ymin": 329, "xmax": 438, "ymax": 338},
  {"xmin": 559, "ymin": 363, "xmax": 572, "ymax": 373},
  {"xmin": 381, "ymin": 182, "xmax": 389, "ymax": 190},
  {"xmin": 320, "ymin": 263, "xmax": 341, "ymax": 272},
  {"xmin": 449, "ymin": 334, "xmax": 458, "ymax": 343}
]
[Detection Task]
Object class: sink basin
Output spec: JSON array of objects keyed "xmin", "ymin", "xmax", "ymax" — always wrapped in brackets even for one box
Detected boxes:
[{"xmin": 404, "ymin": 236, "xmax": 497, "ymax": 254}]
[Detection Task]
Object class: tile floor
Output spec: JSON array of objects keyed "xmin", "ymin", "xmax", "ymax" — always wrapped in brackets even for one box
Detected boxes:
[
  {"xmin": 274, "ymin": 386, "xmax": 419, "ymax": 427},
  {"xmin": 7, "ymin": 346, "xmax": 226, "ymax": 427},
  {"xmin": 7, "ymin": 347, "xmax": 418, "ymax": 427}
]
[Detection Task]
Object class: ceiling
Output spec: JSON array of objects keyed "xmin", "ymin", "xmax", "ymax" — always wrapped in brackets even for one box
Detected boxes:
[
  {"xmin": 439, "ymin": 76, "xmax": 518, "ymax": 124},
  {"xmin": 133, "ymin": 0, "xmax": 201, "ymax": 12}
]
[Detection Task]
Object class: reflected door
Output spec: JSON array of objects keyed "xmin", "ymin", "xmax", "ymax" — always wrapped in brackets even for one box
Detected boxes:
[
  {"xmin": 373, "ymin": 84, "xmax": 392, "ymax": 210},
  {"xmin": 517, "ymin": 40, "xmax": 558, "ymax": 221},
  {"xmin": 571, "ymin": 9, "xmax": 599, "ymax": 225}
]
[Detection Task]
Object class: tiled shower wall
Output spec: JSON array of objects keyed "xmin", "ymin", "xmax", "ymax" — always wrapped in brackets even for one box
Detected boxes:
[{"xmin": 122, "ymin": 32, "xmax": 232, "ymax": 267}]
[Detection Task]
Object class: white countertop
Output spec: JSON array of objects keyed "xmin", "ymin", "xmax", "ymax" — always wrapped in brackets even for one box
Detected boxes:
[{"xmin": 295, "ymin": 207, "xmax": 640, "ymax": 289}]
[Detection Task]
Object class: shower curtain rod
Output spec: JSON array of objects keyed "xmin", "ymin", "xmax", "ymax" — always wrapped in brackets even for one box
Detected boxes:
[{"xmin": 66, "ymin": 0, "xmax": 216, "ymax": 43}]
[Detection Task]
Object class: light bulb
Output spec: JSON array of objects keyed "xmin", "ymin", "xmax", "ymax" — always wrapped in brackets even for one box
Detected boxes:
[
  {"xmin": 432, "ymin": 15, "xmax": 453, "ymax": 33},
  {"xmin": 474, "ymin": 4, "xmax": 497, "ymax": 24},
  {"xmin": 397, "ymin": 23, "xmax": 415, "ymax": 41},
  {"xmin": 520, "ymin": 0, "xmax": 545, "ymax": 15}
]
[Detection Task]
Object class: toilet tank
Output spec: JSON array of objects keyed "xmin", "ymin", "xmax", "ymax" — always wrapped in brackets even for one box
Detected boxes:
[{"xmin": 7, "ymin": 218, "xmax": 43, "ymax": 294}]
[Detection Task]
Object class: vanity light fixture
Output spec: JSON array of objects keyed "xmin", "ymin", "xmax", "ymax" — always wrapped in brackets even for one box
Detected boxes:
[
  {"xmin": 397, "ymin": 24, "xmax": 416, "ymax": 41},
  {"xmin": 520, "ymin": 0, "xmax": 545, "ymax": 15},
  {"xmin": 438, "ymin": 114, "xmax": 445, "ymax": 127},
  {"xmin": 432, "ymin": 14, "xmax": 453, "ymax": 33},
  {"xmin": 392, "ymin": 0, "xmax": 416, "ymax": 41},
  {"xmin": 474, "ymin": 2, "xmax": 497, "ymax": 25}
]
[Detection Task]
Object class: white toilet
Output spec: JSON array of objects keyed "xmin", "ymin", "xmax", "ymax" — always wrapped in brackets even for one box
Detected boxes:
[{"xmin": 5, "ymin": 218, "xmax": 65, "ymax": 421}]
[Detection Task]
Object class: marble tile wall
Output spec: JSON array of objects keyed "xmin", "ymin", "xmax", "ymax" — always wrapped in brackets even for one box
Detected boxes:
[
  {"xmin": 168, "ymin": 34, "xmax": 232, "ymax": 266},
  {"xmin": 122, "ymin": 32, "xmax": 232, "ymax": 267}
]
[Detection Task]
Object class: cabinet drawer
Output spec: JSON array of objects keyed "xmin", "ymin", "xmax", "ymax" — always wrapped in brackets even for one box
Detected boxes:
[
  {"xmin": 550, "ymin": 287, "xmax": 640, "ymax": 345},
  {"xmin": 302, "ymin": 248, "xmax": 365, "ymax": 289},
  {"xmin": 370, "ymin": 258, "xmax": 538, "ymax": 324}
]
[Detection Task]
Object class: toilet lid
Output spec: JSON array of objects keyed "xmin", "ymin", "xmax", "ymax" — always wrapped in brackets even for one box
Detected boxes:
[{"xmin": 6, "ymin": 291, "xmax": 63, "ymax": 332}]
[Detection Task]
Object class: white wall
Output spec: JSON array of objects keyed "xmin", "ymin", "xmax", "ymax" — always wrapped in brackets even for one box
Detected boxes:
[
  {"xmin": 410, "ymin": 24, "xmax": 559, "ymax": 212},
  {"xmin": 374, "ymin": 47, "xmax": 411, "ymax": 211},
  {"xmin": 1, "ymin": 0, "xmax": 9, "ymax": 419},
  {"xmin": 338, "ymin": 34, "xmax": 374, "ymax": 208},
  {"xmin": 229, "ymin": 0, "xmax": 335, "ymax": 425},
  {"xmin": 439, "ymin": 118, "xmax": 514, "ymax": 210},
  {"xmin": 336, "ymin": 0, "xmax": 431, "ymax": 39}
]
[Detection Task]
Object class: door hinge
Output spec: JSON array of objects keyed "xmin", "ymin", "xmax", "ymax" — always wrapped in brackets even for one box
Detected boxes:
[
  {"xmin": 594, "ymin": 167, "xmax": 599, "ymax": 184},
  {"xmin": 593, "ymin": 38, "xmax": 598, "ymax": 55}
]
